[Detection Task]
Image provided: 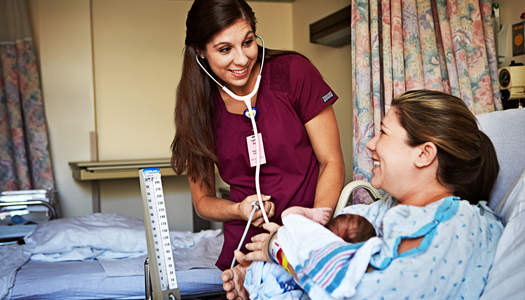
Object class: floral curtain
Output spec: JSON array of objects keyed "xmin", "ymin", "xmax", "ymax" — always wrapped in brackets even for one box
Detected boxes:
[
  {"xmin": 0, "ymin": 0, "xmax": 54, "ymax": 192},
  {"xmin": 352, "ymin": 0, "xmax": 501, "ymax": 203}
]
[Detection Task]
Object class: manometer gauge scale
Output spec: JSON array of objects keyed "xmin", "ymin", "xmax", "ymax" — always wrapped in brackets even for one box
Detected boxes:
[{"xmin": 139, "ymin": 168, "xmax": 181, "ymax": 300}]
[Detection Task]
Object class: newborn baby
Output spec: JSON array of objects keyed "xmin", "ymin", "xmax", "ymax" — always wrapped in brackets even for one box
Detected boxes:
[{"xmin": 282, "ymin": 206, "xmax": 377, "ymax": 243}]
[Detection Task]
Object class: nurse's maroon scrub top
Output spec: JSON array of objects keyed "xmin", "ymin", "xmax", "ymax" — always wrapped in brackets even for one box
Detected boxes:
[{"xmin": 213, "ymin": 54, "xmax": 338, "ymax": 270}]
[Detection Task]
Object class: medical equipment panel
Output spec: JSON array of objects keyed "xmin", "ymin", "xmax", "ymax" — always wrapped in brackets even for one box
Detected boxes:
[{"xmin": 140, "ymin": 168, "xmax": 181, "ymax": 300}]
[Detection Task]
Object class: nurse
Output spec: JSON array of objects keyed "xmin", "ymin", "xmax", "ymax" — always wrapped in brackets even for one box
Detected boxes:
[{"xmin": 170, "ymin": 0, "xmax": 345, "ymax": 271}]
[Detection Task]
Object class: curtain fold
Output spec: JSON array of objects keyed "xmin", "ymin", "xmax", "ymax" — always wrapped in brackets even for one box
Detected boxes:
[
  {"xmin": 0, "ymin": 0, "xmax": 54, "ymax": 192},
  {"xmin": 352, "ymin": 0, "xmax": 501, "ymax": 204},
  {"xmin": 352, "ymin": 0, "xmax": 374, "ymax": 201}
]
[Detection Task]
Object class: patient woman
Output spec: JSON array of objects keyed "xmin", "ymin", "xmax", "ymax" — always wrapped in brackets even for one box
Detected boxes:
[{"xmin": 221, "ymin": 90, "xmax": 504, "ymax": 300}]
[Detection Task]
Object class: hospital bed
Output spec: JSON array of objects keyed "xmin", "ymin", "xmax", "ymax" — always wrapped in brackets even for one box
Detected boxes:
[{"xmin": 335, "ymin": 107, "xmax": 525, "ymax": 300}]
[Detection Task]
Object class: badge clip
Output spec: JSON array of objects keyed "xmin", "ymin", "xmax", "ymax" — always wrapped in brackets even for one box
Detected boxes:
[{"xmin": 244, "ymin": 107, "xmax": 258, "ymax": 120}]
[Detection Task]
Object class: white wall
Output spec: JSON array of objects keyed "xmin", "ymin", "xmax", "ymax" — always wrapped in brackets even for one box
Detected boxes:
[
  {"xmin": 92, "ymin": 0, "xmax": 187, "ymax": 161},
  {"xmin": 91, "ymin": 0, "xmax": 293, "ymax": 161},
  {"xmin": 28, "ymin": 0, "xmax": 96, "ymax": 218},
  {"xmin": 292, "ymin": 0, "xmax": 353, "ymax": 184}
]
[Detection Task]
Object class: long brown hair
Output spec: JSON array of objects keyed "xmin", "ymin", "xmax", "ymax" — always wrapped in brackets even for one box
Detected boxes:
[
  {"xmin": 171, "ymin": 0, "xmax": 306, "ymax": 191},
  {"xmin": 392, "ymin": 90, "xmax": 499, "ymax": 204}
]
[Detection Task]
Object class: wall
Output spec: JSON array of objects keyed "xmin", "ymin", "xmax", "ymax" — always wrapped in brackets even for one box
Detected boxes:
[
  {"xmin": 496, "ymin": 0, "xmax": 525, "ymax": 68},
  {"xmin": 94, "ymin": 0, "xmax": 293, "ymax": 228},
  {"xmin": 28, "ymin": 0, "xmax": 96, "ymax": 218},
  {"xmin": 27, "ymin": 0, "xmax": 296, "ymax": 230},
  {"xmin": 292, "ymin": 0, "xmax": 353, "ymax": 184},
  {"xmin": 91, "ymin": 0, "xmax": 195, "ymax": 231},
  {"xmin": 92, "ymin": 0, "xmax": 293, "ymax": 161}
]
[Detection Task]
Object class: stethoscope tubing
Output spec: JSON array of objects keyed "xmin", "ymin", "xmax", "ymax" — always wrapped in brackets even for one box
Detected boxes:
[
  {"xmin": 230, "ymin": 201, "xmax": 259, "ymax": 269},
  {"xmin": 196, "ymin": 36, "xmax": 270, "ymax": 267},
  {"xmin": 195, "ymin": 36, "xmax": 269, "ymax": 224}
]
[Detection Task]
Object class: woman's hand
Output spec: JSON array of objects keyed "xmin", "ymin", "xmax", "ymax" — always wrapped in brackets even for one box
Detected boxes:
[
  {"xmin": 238, "ymin": 194, "xmax": 275, "ymax": 227},
  {"xmin": 244, "ymin": 222, "xmax": 281, "ymax": 262},
  {"xmin": 221, "ymin": 250, "xmax": 251, "ymax": 300}
]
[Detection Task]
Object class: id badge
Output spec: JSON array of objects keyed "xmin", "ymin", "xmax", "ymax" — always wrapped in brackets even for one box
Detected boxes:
[{"xmin": 246, "ymin": 133, "xmax": 267, "ymax": 167}]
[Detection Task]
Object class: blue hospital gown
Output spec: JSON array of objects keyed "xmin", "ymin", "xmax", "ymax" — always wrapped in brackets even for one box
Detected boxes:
[{"xmin": 251, "ymin": 196, "xmax": 504, "ymax": 300}]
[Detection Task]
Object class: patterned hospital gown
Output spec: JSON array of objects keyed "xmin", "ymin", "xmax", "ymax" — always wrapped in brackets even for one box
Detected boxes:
[{"xmin": 247, "ymin": 196, "xmax": 504, "ymax": 300}]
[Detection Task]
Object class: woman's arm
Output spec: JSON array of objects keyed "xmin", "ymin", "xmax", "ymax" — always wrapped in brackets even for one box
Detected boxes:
[
  {"xmin": 304, "ymin": 105, "xmax": 345, "ymax": 211},
  {"xmin": 189, "ymin": 167, "xmax": 275, "ymax": 225},
  {"xmin": 189, "ymin": 175, "xmax": 240, "ymax": 222}
]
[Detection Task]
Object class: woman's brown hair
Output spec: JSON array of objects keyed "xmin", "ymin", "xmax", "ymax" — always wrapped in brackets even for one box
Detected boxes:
[
  {"xmin": 392, "ymin": 90, "xmax": 499, "ymax": 204},
  {"xmin": 171, "ymin": 0, "xmax": 306, "ymax": 192}
]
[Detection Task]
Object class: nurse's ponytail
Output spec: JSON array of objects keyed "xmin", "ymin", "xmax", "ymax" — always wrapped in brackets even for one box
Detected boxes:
[{"xmin": 171, "ymin": 45, "xmax": 217, "ymax": 192}]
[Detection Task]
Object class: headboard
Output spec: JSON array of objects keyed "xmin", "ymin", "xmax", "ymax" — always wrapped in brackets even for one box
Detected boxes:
[{"xmin": 476, "ymin": 108, "xmax": 525, "ymax": 209}]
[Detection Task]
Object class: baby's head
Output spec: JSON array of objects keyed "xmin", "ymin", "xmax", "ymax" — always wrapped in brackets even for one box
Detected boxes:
[{"xmin": 325, "ymin": 214, "xmax": 376, "ymax": 243}]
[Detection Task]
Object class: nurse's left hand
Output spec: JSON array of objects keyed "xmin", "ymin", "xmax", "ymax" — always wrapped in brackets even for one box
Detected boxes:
[{"xmin": 251, "ymin": 198, "xmax": 275, "ymax": 228}]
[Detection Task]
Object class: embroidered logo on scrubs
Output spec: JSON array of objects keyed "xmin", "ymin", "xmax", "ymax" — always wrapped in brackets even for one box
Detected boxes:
[{"xmin": 322, "ymin": 91, "xmax": 334, "ymax": 103}]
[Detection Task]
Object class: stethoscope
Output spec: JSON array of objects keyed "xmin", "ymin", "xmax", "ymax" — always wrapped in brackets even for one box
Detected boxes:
[{"xmin": 196, "ymin": 35, "xmax": 270, "ymax": 268}]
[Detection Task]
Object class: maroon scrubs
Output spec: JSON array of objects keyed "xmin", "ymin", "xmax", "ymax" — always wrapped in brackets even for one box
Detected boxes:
[{"xmin": 213, "ymin": 55, "xmax": 338, "ymax": 270}]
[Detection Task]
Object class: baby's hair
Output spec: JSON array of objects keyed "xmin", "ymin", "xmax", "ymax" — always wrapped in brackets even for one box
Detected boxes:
[{"xmin": 326, "ymin": 214, "xmax": 376, "ymax": 243}]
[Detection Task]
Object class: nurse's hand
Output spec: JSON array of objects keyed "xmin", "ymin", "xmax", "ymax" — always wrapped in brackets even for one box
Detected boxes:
[
  {"xmin": 244, "ymin": 222, "xmax": 281, "ymax": 262},
  {"xmin": 238, "ymin": 194, "xmax": 275, "ymax": 228}
]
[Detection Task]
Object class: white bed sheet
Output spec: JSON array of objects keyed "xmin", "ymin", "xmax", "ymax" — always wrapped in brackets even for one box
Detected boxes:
[
  {"xmin": 0, "ymin": 245, "xmax": 30, "ymax": 300},
  {"xmin": 10, "ymin": 259, "xmax": 224, "ymax": 300},
  {"xmin": 0, "ymin": 214, "xmax": 226, "ymax": 300}
]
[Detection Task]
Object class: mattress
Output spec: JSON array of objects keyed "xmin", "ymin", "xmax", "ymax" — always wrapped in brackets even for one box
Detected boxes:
[
  {"xmin": 11, "ymin": 259, "xmax": 224, "ymax": 300},
  {"xmin": 1, "ymin": 213, "xmax": 227, "ymax": 300}
]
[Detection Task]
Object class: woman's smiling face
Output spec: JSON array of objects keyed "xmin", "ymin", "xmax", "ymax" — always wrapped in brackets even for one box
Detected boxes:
[
  {"xmin": 201, "ymin": 19, "xmax": 259, "ymax": 95},
  {"xmin": 366, "ymin": 108, "xmax": 419, "ymax": 197}
]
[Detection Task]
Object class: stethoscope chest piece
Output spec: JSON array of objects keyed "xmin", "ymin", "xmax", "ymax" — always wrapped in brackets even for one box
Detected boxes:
[{"xmin": 244, "ymin": 107, "xmax": 258, "ymax": 120}]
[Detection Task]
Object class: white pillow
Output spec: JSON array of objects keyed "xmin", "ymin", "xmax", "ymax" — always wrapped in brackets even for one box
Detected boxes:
[
  {"xmin": 476, "ymin": 108, "xmax": 525, "ymax": 209},
  {"xmin": 494, "ymin": 168, "xmax": 525, "ymax": 226},
  {"xmin": 480, "ymin": 169, "xmax": 525, "ymax": 299},
  {"xmin": 24, "ymin": 213, "xmax": 147, "ymax": 254}
]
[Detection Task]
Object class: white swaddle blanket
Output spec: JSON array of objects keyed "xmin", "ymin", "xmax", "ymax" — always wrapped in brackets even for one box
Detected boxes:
[{"xmin": 246, "ymin": 196, "xmax": 504, "ymax": 300}]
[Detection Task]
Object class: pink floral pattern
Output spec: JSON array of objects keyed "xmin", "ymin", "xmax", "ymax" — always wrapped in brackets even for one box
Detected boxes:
[
  {"xmin": 391, "ymin": 0, "xmax": 405, "ymax": 97},
  {"xmin": 352, "ymin": 0, "xmax": 376, "ymax": 204},
  {"xmin": 371, "ymin": 0, "xmax": 381, "ymax": 136},
  {"xmin": 382, "ymin": 0, "xmax": 393, "ymax": 111},
  {"xmin": 480, "ymin": 0, "xmax": 503, "ymax": 110},
  {"xmin": 0, "ymin": 38, "xmax": 54, "ymax": 192},
  {"xmin": 352, "ymin": 0, "xmax": 501, "ymax": 203},
  {"xmin": 403, "ymin": 0, "xmax": 425, "ymax": 91}
]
